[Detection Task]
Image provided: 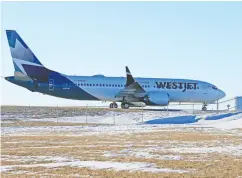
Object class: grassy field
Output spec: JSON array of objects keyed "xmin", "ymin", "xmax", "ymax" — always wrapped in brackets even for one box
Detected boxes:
[
  {"xmin": 1, "ymin": 106, "xmax": 242, "ymax": 177},
  {"xmin": 1, "ymin": 121, "xmax": 242, "ymax": 177}
]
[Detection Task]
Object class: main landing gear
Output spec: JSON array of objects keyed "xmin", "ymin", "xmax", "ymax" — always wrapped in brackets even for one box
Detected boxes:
[
  {"xmin": 121, "ymin": 103, "xmax": 130, "ymax": 109},
  {"xmin": 109, "ymin": 102, "xmax": 130, "ymax": 109},
  {"xmin": 202, "ymin": 104, "xmax": 208, "ymax": 111},
  {"xmin": 109, "ymin": 102, "xmax": 118, "ymax": 108}
]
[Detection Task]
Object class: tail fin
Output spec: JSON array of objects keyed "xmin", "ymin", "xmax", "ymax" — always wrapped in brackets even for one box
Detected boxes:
[{"xmin": 6, "ymin": 30, "xmax": 44, "ymax": 75}]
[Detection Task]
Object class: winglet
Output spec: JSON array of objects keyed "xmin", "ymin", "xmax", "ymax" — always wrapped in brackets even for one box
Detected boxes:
[
  {"xmin": 126, "ymin": 66, "xmax": 135, "ymax": 86},
  {"xmin": 115, "ymin": 66, "xmax": 146, "ymax": 98}
]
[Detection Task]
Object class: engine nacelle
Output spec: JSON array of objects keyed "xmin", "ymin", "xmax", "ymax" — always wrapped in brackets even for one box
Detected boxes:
[{"xmin": 145, "ymin": 91, "xmax": 170, "ymax": 106}]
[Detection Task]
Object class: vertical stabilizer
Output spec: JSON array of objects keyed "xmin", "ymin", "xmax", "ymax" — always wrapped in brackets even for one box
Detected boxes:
[{"xmin": 6, "ymin": 30, "xmax": 44, "ymax": 75}]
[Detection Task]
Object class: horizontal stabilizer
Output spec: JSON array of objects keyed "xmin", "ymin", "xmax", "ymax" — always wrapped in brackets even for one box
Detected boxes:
[{"xmin": 14, "ymin": 71, "xmax": 33, "ymax": 82}]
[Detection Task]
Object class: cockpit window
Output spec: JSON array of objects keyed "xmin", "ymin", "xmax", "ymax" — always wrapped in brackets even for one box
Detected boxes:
[{"xmin": 212, "ymin": 86, "xmax": 218, "ymax": 90}]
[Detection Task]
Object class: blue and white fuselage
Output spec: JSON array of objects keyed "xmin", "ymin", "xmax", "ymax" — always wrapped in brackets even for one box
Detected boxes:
[
  {"xmin": 5, "ymin": 30, "xmax": 226, "ymax": 109},
  {"xmin": 66, "ymin": 75, "xmax": 225, "ymax": 103}
]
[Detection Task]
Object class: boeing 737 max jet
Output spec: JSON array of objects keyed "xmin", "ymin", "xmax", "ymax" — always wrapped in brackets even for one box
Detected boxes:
[{"xmin": 5, "ymin": 30, "xmax": 226, "ymax": 110}]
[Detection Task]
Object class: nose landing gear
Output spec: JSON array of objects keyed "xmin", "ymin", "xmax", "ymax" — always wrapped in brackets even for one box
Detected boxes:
[{"xmin": 202, "ymin": 104, "xmax": 208, "ymax": 111}]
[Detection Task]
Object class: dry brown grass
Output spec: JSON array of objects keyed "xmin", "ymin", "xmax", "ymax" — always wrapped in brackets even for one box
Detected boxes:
[
  {"xmin": 1, "ymin": 159, "xmax": 242, "ymax": 178},
  {"xmin": 125, "ymin": 131, "xmax": 242, "ymax": 144},
  {"xmin": 1, "ymin": 120, "xmax": 242, "ymax": 178},
  {"xmin": 1, "ymin": 160, "xmax": 24, "ymax": 166},
  {"xmin": 1, "ymin": 121, "xmax": 103, "ymax": 127},
  {"xmin": 1, "ymin": 105, "xmax": 143, "ymax": 113},
  {"xmin": 1, "ymin": 167, "xmax": 191, "ymax": 178}
]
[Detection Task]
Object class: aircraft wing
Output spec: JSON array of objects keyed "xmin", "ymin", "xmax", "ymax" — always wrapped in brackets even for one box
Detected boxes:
[{"xmin": 115, "ymin": 66, "xmax": 147, "ymax": 99}]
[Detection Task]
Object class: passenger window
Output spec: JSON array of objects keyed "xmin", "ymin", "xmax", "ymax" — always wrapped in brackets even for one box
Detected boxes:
[
  {"xmin": 106, "ymin": 84, "xmax": 108, "ymax": 87},
  {"xmin": 103, "ymin": 84, "xmax": 105, "ymax": 87},
  {"xmin": 115, "ymin": 85, "xmax": 117, "ymax": 87},
  {"xmin": 87, "ymin": 84, "xmax": 89, "ymax": 86},
  {"xmin": 109, "ymin": 84, "xmax": 111, "ymax": 87}
]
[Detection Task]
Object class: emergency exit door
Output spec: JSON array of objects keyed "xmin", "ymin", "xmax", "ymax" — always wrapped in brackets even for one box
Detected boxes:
[{"xmin": 49, "ymin": 79, "xmax": 54, "ymax": 91}]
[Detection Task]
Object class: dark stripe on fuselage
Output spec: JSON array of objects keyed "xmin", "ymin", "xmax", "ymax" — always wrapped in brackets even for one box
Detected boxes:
[
  {"xmin": 22, "ymin": 64, "xmax": 50, "ymax": 82},
  {"xmin": 20, "ymin": 64, "xmax": 99, "ymax": 100}
]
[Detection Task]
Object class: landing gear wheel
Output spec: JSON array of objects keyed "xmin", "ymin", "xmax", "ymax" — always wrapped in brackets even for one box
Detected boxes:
[
  {"xmin": 110, "ymin": 102, "xmax": 118, "ymax": 109},
  {"xmin": 124, "ymin": 103, "xmax": 129, "ymax": 109},
  {"xmin": 202, "ymin": 103, "xmax": 208, "ymax": 111},
  {"xmin": 113, "ymin": 102, "xmax": 118, "ymax": 108},
  {"xmin": 109, "ymin": 103, "xmax": 114, "ymax": 108},
  {"xmin": 121, "ymin": 103, "xmax": 129, "ymax": 109},
  {"xmin": 202, "ymin": 106, "xmax": 207, "ymax": 111}
]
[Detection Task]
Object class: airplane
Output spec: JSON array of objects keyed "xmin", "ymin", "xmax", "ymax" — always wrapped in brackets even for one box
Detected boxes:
[{"xmin": 4, "ymin": 30, "xmax": 226, "ymax": 110}]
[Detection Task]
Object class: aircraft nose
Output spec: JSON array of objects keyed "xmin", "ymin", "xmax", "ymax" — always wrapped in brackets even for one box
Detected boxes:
[{"xmin": 219, "ymin": 90, "xmax": 226, "ymax": 99}]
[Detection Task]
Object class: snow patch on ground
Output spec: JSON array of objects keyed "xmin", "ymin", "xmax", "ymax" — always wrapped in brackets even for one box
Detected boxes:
[
  {"xmin": 2, "ymin": 113, "xmax": 242, "ymax": 136},
  {"xmin": 2, "ymin": 110, "xmax": 242, "ymax": 135},
  {"xmin": 136, "ymin": 143, "xmax": 242, "ymax": 157},
  {"xmin": 1, "ymin": 155, "xmax": 72, "ymax": 163},
  {"xmin": 1, "ymin": 124, "xmax": 163, "ymax": 136},
  {"xmin": 167, "ymin": 145, "xmax": 242, "ymax": 156},
  {"xmin": 199, "ymin": 113, "xmax": 242, "ymax": 129},
  {"xmin": 1, "ymin": 160, "xmax": 189, "ymax": 173},
  {"xmin": 104, "ymin": 149, "xmax": 182, "ymax": 161}
]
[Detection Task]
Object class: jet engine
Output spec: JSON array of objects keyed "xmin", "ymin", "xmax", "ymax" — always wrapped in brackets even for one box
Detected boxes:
[{"xmin": 145, "ymin": 91, "xmax": 170, "ymax": 106}]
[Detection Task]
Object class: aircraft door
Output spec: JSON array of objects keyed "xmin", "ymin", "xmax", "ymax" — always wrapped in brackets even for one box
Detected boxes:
[
  {"xmin": 33, "ymin": 79, "xmax": 38, "ymax": 91},
  {"xmin": 49, "ymin": 79, "xmax": 54, "ymax": 91},
  {"xmin": 203, "ymin": 83, "xmax": 208, "ymax": 95}
]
